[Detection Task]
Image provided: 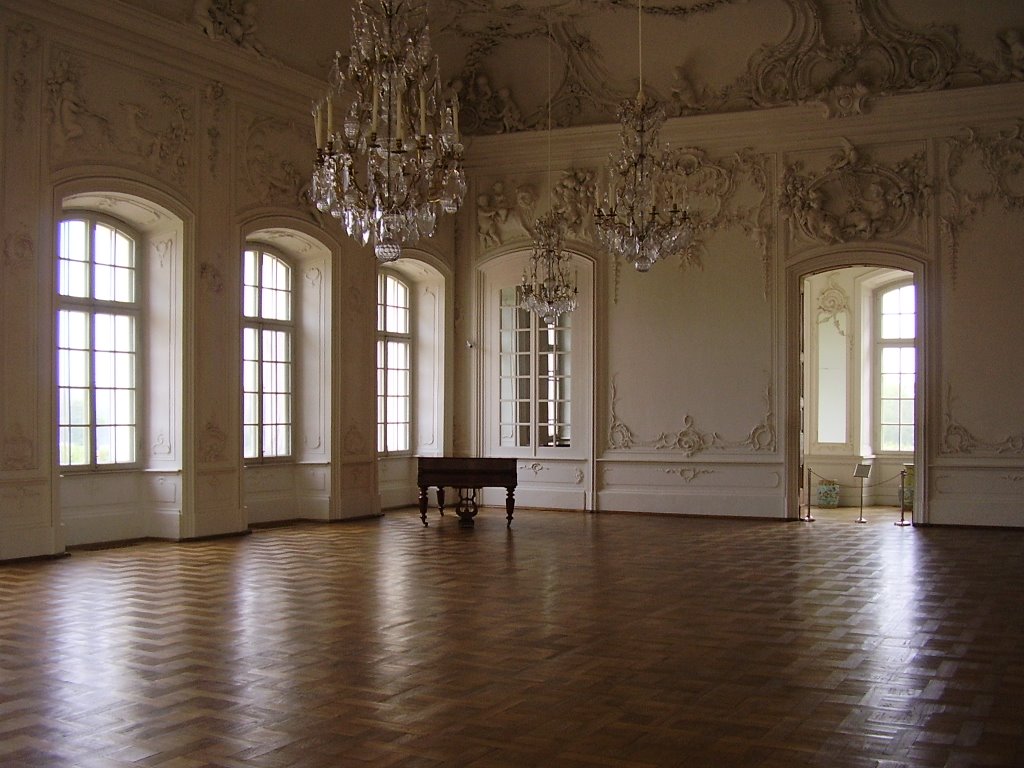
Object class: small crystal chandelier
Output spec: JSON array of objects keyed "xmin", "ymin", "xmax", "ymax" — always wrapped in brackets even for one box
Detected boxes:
[
  {"xmin": 518, "ymin": 22, "xmax": 577, "ymax": 325},
  {"xmin": 309, "ymin": 0, "xmax": 466, "ymax": 263},
  {"xmin": 520, "ymin": 211, "xmax": 577, "ymax": 325},
  {"xmin": 593, "ymin": 0, "xmax": 693, "ymax": 273}
]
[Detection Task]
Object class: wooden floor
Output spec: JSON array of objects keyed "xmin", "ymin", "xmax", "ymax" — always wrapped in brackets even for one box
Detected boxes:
[{"xmin": 2, "ymin": 507, "xmax": 1023, "ymax": 767}]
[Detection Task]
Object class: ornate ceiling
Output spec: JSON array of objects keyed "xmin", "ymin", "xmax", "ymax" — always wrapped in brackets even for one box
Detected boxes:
[{"xmin": 159, "ymin": 0, "xmax": 1024, "ymax": 132}]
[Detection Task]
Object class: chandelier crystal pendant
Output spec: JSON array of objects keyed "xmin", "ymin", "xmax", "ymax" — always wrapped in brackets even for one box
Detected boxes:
[
  {"xmin": 309, "ymin": 0, "xmax": 466, "ymax": 263},
  {"xmin": 519, "ymin": 211, "xmax": 577, "ymax": 325},
  {"xmin": 593, "ymin": 0, "xmax": 693, "ymax": 273}
]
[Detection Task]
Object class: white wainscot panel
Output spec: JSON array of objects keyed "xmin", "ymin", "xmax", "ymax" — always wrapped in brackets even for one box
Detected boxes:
[
  {"xmin": 141, "ymin": 472, "xmax": 182, "ymax": 540},
  {"xmin": 243, "ymin": 465, "xmax": 297, "ymax": 525},
  {"xmin": 194, "ymin": 469, "xmax": 244, "ymax": 538},
  {"xmin": 480, "ymin": 459, "xmax": 588, "ymax": 511},
  {"xmin": 378, "ymin": 456, "xmax": 417, "ymax": 510},
  {"xmin": 60, "ymin": 472, "xmax": 145, "ymax": 546},
  {"xmin": 596, "ymin": 461, "xmax": 786, "ymax": 518},
  {"xmin": 0, "ymin": 480, "xmax": 59, "ymax": 559},
  {"xmin": 930, "ymin": 467, "xmax": 1024, "ymax": 527},
  {"xmin": 296, "ymin": 464, "xmax": 331, "ymax": 520}
]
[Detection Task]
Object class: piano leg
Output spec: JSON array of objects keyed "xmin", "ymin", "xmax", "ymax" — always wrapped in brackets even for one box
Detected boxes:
[
  {"xmin": 505, "ymin": 486, "xmax": 515, "ymax": 527},
  {"xmin": 418, "ymin": 486, "xmax": 429, "ymax": 526}
]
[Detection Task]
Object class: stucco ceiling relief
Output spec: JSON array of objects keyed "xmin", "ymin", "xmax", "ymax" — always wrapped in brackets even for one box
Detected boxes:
[
  {"xmin": 941, "ymin": 121, "xmax": 1024, "ymax": 286},
  {"xmin": 192, "ymin": 0, "xmax": 268, "ymax": 57}
]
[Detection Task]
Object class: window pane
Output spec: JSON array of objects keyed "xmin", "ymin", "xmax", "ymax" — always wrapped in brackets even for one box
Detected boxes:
[{"xmin": 880, "ymin": 425, "xmax": 900, "ymax": 451}]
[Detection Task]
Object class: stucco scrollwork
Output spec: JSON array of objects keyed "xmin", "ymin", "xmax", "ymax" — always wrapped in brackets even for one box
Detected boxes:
[
  {"xmin": 3, "ymin": 230, "xmax": 34, "ymax": 272},
  {"xmin": 551, "ymin": 168, "xmax": 596, "ymax": 241},
  {"xmin": 121, "ymin": 83, "xmax": 194, "ymax": 186},
  {"xmin": 199, "ymin": 262, "xmax": 224, "ymax": 294},
  {"xmin": 198, "ymin": 421, "xmax": 227, "ymax": 463},
  {"xmin": 241, "ymin": 116, "xmax": 311, "ymax": 211},
  {"xmin": 816, "ymin": 275, "xmax": 849, "ymax": 335},
  {"xmin": 608, "ymin": 378, "xmax": 776, "ymax": 456},
  {"xmin": 941, "ymin": 122, "xmax": 1024, "ymax": 285},
  {"xmin": 204, "ymin": 81, "xmax": 227, "ymax": 176},
  {"xmin": 475, "ymin": 180, "xmax": 538, "ymax": 249},
  {"xmin": 46, "ymin": 51, "xmax": 111, "ymax": 149},
  {"xmin": 781, "ymin": 140, "xmax": 930, "ymax": 246},
  {"xmin": 610, "ymin": 146, "xmax": 774, "ymax": 300},
  {"xmin": 2, "ymin": 423, "xmax": 35, "ymax": 471},
  {"xmin": 192, "ymin": 0, "xmax": 267, "ymax": 56},
  {"xmin": 8, "ymin": 22, "xmax": 40, "ymax": 133},
  {"xmin": 665, "ymin": 467, "xmax": 713, "ymax": 483},
  {"xmin": 942, "ymin": 385, "xmax": 1024, "ymax": 456}
]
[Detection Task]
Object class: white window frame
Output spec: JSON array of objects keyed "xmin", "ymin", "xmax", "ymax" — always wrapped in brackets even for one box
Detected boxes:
[
  {"xmin": 56, "ymin": 213, "xmax": 141, "ymax": 470},
  {"xmin": 481, "ymin": 253, "xmax": 591, "ymax": 461},
  {"xmin": 874, "ymin": 280, "xmax": 916, "ymax": 455},
  {"xmin": 242, "ymin": 245, "xmax": 294, "ymax": 462},
  {"xmin": 377, "ymin": 271, "xmax": 413, "ymax": 455}
]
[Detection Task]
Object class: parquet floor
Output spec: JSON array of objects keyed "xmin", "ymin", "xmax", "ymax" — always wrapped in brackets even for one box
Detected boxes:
[{"xmin": 2, "ymin": 507, "xmax": 1023, "ymax": 768}]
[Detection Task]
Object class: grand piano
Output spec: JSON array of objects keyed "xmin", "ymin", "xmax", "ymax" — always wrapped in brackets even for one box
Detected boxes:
[{"xmin": 417, "ymin": 457, "xmax": 518, "ymax": 528}]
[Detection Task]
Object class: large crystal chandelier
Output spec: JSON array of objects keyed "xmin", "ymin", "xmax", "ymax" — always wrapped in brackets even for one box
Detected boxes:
[
  {"xmin": 593, "ymin": 0, "xmax": 693, "ymax": 273},
  {"xmin": 518, "ymin": 22, "xmax": 577, "ymax": 325},
  {"xmin": 309, "ymin": 0, "xmax": 466, "ymax": 263},
  {"xmin": 519, "ymin": 211, "xmax": 577, "ymax": 325}
]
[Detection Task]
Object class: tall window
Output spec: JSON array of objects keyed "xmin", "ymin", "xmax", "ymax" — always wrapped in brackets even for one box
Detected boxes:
[
  {"xmin": 498, "ymin": 287, "xmax": 571, "ymax": 449},
  {"xmin": 377, "ymin": 272, "xmax": 411, "ymax": 453},
  {"xmin": 877, "ymin": 282, "xmax": 915, "ymax": 452},
  {"xmin": 243, "ymin": 247, "xmax": 293, "ymax": 460},
  {"xmin": 57, "ymin": 216, "xmax": 139, "ymax": 467}
]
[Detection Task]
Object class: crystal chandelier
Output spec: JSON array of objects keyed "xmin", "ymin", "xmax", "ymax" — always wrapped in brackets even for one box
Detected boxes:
[
  {"xmin": 519, "ymin": 211, "xmax": 577, "ymax": 325},
  {"xmin": 518, "ymin": 22, "xmax": 577, "ymax": 325},
  {"xmin": 593, "ymin": 0, "xmax": 693, "ymax": 273},
  {"xmin": 309, "ymin": 0, "xmax": 466, "ymax": 263}
]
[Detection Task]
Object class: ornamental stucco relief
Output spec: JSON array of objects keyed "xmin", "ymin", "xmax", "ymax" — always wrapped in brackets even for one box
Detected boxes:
[
  {"xmin": 432, "ymin": 0, "xmax": 1017, "ymax": 134},
  {"xmin": 942, "ymin": 385, "xmax": 1024, "ymax": 456},
  {"xmin": 816, "ymin": 275, "xmax": 849, "ymax": 335},
  {"xmin": 608, "ymin": 379, "xmax": 776, "ymax": 456},
  {"xmin": 941, "ymin": 121, "xmax": 1024, "ymax": 285},
  {"xmin": 7, "ymin": 22, "xmax": 39, "ymax": 133},
  {"xmin": 240, "ymin": 115, "xmax": 312, "ymax": 212},
  {"xmin": 2, "ymin": 423, "xmax": 35, "ymax": 471},
  {"xmin": 46, "ymin": 51, "xmax": 111, "ymax": 150},
  {"xmin": 780, "ymin": 140, "xmax": 931, "ymax": 247}
]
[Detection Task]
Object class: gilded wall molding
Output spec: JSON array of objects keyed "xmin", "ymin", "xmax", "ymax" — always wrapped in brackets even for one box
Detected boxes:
[
  {"xmin": 608, "ymin": 378, "xmax": 776, "ymax": 456},
  {"xmin": 942, "ymin": 385, "xmax": 1024, "ymax": 456},
  {"xmin": 780, "ymin": 140, "xmax": 931, "ymax": 247},
  {"xmin": 941, "ymin": 121, "xmax": 1024, "ymax": 286}
]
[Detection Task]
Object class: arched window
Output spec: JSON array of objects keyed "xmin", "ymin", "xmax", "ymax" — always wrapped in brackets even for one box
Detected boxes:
[
  {"xmin": 243, "ymin": 246, "xmax": 294, "ymax": 460},
  {"xmin": 876, "ymin": 282, "xmax": 915, "ymax": 452},
  {"xmin": 377, "ymin": 272, "xmax": 412, "ymax": 454},
  {"xmin": 57, "ymin": 214, "xmax": 139, "ymax": 467}
]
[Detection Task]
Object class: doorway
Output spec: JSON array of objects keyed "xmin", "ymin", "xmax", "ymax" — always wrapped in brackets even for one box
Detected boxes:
[{"xmin": 786, "ymin": 254, "xmax": 928, "ymax": 523}]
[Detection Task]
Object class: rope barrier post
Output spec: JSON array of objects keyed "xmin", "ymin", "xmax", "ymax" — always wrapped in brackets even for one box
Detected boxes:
[
  {"xmin": 803, "ymin": 465, "xmax": 814, "ymax": 522},
  {"xmin": 853, "ymin": 463, "xmax": 871, "ymax": 524},
  {"xmin": 895, "ymin": 468, "xmax": 911, "ymax": 527}
]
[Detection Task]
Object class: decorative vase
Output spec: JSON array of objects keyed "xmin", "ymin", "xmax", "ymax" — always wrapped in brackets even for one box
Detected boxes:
[{"xmin": 817, "ymin": 479, "xmax": 839, "ymax": 508}]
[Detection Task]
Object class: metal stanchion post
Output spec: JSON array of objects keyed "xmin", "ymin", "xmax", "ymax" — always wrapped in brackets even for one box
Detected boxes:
[
  {"xmin": 855, "ymin": 474, "xmax": 866, "ymax": 523},
  {"xmin": 895, "ymin": 468, "xmax": 911, "ymax": 526},
  {"xmin": 803, "ymin": 465, "xmax": 814, "ymax": 522}
]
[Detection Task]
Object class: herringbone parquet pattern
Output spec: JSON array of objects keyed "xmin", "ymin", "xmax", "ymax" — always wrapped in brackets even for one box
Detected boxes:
[{"xmin": 1, "ymin": 507, "xmax": 1023, "ymax": 767}]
